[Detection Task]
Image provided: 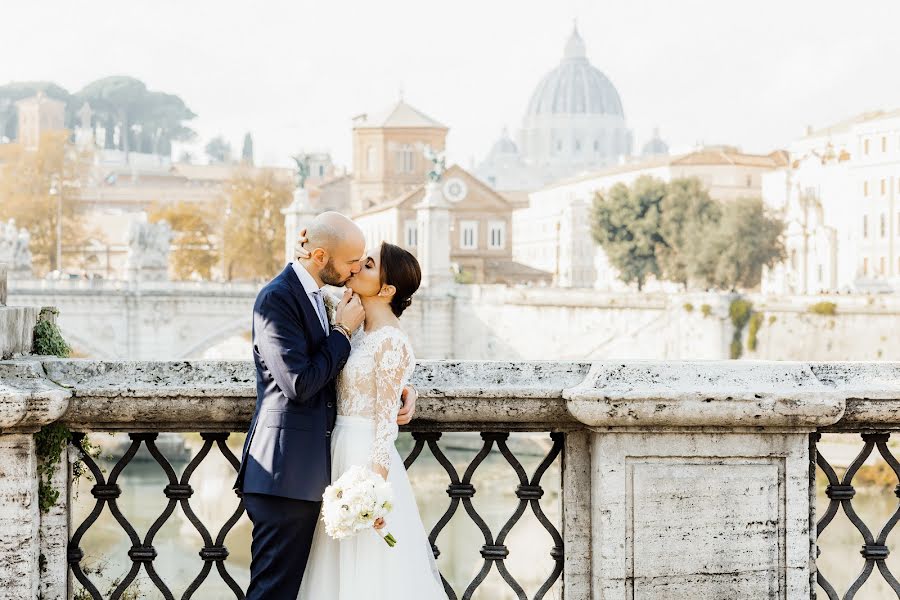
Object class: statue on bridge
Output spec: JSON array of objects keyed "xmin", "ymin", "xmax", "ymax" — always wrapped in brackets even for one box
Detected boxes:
[
  {"xmin": 0, "ymin": 219, "xmax": 33, "ymax": 278},
  {"xmin": 423, "ymin": 145, "xmax": 446, "ymax": 183},
  {"xmin": 126, "ymin": 215, "xmax": 173, "ymax": 281},
  {"xmin": 292, "ymin": 153, "xmax": 311, "ymax": 190}
]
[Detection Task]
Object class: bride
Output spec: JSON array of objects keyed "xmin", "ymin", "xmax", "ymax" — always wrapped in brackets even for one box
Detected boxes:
[{"xmin": 297, "ymin": 241, "xmax": 446, "ymax": 599}]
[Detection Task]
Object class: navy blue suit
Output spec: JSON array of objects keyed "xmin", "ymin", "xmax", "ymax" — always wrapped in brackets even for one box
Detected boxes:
[{"xmin": 235, "ymin": 264, "xmax": 351, "ymax": 599}]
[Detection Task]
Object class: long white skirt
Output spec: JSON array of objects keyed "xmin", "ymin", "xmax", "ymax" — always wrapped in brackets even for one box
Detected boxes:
[{"xmin": 298, "ymin": 415, "xmax": 446, "ymax": 599}]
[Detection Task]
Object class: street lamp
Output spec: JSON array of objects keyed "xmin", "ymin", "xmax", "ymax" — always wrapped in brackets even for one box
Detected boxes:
[{"xmin": 49, "ymin": 176, "xmax": 62, "ymax": 274}]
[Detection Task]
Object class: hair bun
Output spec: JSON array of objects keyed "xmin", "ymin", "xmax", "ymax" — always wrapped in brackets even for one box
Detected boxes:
[{"xmin": 401, "ymin": 296, "xmax": 413, "ymax": 308}]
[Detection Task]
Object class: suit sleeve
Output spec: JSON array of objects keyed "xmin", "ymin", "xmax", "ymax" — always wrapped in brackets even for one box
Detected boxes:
[{"xmin": 254, "ymin": 288, "xmax": 351, "ymax": 406}]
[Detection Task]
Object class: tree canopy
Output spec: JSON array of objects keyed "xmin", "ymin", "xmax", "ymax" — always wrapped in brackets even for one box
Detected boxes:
[
  {"xmin": 0, "ymin": 76, "xmax": 196, "ymax": 156},
  {"xmin": 591, "ymin": 176, "xmax": 786, "ymax": 292}
]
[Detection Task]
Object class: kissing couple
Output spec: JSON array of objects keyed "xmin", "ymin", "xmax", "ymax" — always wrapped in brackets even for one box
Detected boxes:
[{"xmin": 234, "ymin": 211, "xmax": 446, "ymax": 599}]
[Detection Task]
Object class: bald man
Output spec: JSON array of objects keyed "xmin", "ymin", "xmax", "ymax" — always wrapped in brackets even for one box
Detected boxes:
[{"xmin": 235, "ymin": 212, "xmax": 417, "ymax": 599}]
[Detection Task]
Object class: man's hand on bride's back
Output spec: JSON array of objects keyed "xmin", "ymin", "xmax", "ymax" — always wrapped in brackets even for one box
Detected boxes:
[
  {"xmin": 294, "ymin": 228, "xmax": 311, "ymax": 260},
  {"xmin": 396, "ymin": 385, "xmax": 417, "ymax": 426},
  {"xmin": 335, "ymin": 289, "xmax": 365, "ymax": 332}
]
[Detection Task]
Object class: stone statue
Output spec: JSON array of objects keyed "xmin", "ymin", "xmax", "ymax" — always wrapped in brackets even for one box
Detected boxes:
[
  {"xmin": 126, "ymin": 216, "xmax": 173, "ymax": 281},
  {"xmin": 292, "ymin": 153, "xmax": 311, "ymax": 189},
  {"xmin": 423, "ymin": 145, "xmax": 446, "ymax": 183},
  {"xmin": 0, "ymin": 219, "xmax": 33, "ymax": 276},
  {"xmin": 78, "ymin": 102, "xmax": 92, "ymax": 130}
]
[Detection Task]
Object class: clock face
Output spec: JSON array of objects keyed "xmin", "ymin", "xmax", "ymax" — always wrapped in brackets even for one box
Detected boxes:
[{"xmin": 443, "ymin": 177, "xmax": 468, "ymax": 203}]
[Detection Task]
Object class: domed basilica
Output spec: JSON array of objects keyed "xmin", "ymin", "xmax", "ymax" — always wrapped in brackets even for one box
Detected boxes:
[{"xmin": 477, "ymin": 26, "xmax": 641, "ymax": 190}]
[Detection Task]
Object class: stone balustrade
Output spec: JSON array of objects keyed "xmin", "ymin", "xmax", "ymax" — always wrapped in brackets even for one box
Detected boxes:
[{"xmin": 3, "ymin": 354, "xmax": 900, "ymax": 599}]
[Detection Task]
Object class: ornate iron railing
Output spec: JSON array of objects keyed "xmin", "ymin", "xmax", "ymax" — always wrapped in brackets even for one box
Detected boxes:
[
  {"xmin": 67, "ymin": 429, "xmax": 565, "ymax": 600},
  {"xmin": 813, "ymin": 432, "xmax": 900, "ymax": 599}
]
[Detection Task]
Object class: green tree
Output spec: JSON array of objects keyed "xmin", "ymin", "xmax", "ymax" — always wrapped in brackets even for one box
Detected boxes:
[
  {"xmin": 241, "ymin": 132, "xmax": 254, "ymax": 165},
  {"xmin": 0, "ymin": 131, "xmax": 92, "ymax": 274},
  {"xmin": 148, "ymin": 201, "xmax": 219, "ymax": 280},
  {"xmin": 591, "ymin": 175, "xmax": 667, "ymax": 291},
  {"xmin": 658, "ymin": 177, "xmax": 721, "ymax": 288},
  {"xmin": 75, "ymin": 76, "xmax": 195, "ymax": 156},
  {"xmin": 206, "ymin": 135, "xmax": 232, "ymax": 164},
  {"xmin": 692, "ymin": 197, "xmax": 786, "ymax": 291},
  {"xmin": 221, "ymin": 169, "xmax": 291, "ymax": 280}
]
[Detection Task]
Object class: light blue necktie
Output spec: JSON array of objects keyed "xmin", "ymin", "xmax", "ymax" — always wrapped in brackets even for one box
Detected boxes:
[{"xmin": 311, "ymin": 290, "xmax": 328, "ymax": 333}]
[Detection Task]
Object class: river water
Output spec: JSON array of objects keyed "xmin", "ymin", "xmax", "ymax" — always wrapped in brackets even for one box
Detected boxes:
[
  {"xmin": 71, "ymin": 432, "xmax": 562, "ymax": 600},
  {"xmin": 72, "ymin": 432, "xmax": 900, "ymax": 598}
]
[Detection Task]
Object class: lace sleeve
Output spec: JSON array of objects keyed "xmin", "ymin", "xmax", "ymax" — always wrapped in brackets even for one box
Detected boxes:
[{"xmin": 369, "ymin": 331, "xmax": 413, "ymax": 474}]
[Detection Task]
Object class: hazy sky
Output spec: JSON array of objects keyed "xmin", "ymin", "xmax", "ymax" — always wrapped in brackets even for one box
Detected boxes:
[{"xmin": 4, "ymin": 0, "xmax": 900, "ymax": 169}]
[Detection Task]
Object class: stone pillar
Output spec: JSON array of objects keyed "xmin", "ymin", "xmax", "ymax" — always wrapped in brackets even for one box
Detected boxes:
[
  {"xmin": 561, "ymin": 429, "xmax": 592, "ymax": 600},
  {"xmin": 0, "ymin": 264, "xmax": 40, "ymax": 359},
  {"xmin": 412, "ymin": 182, "xmax": 454, "ymax": 358},
  {"xmin": 563, "ymin": 361, "xmax": 845, "ymax": 599},
  {"xmin": 415, "ymin": 182, "xmax": 452, "ymax": 291},
  {"xmin": 0, "ymin": 360, "xmax": 71, "ymax": 600},
  {"xmin": 282, "ymin": 188, "xmax": 317, "ymax": 265}
]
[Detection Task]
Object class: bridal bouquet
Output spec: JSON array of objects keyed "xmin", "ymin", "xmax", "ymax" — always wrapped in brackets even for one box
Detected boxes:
[{"xmin": 322, "ymin": 465, "xmax": 397, "ymax": 547}]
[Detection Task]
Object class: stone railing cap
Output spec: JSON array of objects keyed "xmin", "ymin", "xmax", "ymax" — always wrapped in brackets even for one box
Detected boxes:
[
  {"xmin": 563, "ymin": 360, "xmax": 847, "ymax": 428},
  {"xmin": 0, "ymin": 360, "xmax": 71, "ymax": 432}
]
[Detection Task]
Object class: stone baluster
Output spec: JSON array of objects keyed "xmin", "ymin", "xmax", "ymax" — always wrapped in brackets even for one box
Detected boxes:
[
  {"xmin": 562, "ymin": 361, "xmax": 846, "ymax": 598},
  {"xmin": 0, "ymin": 360, "xmax": 71, "ymax": 600}
]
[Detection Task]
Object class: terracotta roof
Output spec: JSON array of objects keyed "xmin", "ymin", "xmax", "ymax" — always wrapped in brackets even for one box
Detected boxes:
[
  {"xmin": 802, "ymin": 109, "xmax": 900, "ymax": 138},
  {"xmin": 353, "ymin": 100, "xmax": 447, "ymax": 129},
  {"xmin": 483, "ymin": 260, "xmax": 554, "ymax": 284},
  {"xmin": 542, "ymin": 147, "xmax": 786, "ymax": 191}
]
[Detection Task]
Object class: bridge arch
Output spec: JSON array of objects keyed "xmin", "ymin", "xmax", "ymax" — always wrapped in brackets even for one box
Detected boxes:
[{"xmin": 178, "ymin": 316, "xmax": 252, "ymax": 359}]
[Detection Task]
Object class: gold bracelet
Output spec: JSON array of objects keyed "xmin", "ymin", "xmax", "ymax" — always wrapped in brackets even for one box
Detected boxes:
[{"xmin": 332, "ymin": 323, "xmax": 352, "ymax": 340}]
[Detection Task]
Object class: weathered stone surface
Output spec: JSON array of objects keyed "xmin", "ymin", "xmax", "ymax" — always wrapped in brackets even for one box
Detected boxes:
[
  {"xmin": 564, "ymin": 361, "xmax": 846, "ymax": 428},
  {"xmin": 562, "ymin": 429, "xmax": 591, "ymax": 600},
  {"xmin": 40, "ymin": 359, "xmax": 590, "ymax": 430},
  {"xmin": 412, "ymin": 361, "xmax": 589, "ymax": 426},
  {"xmin": 39, "ymin": 446, "xmax": 68, "ymax": 600},
  {"xmin": 0, "ymin": 434, "xmax": 39, "ymax": 600},
  {"xmin": 0, "ymin": 305, "xmax": 40, "ymax": 359},
  {"xmin": 809, "ymin": 362, "xmax": 900, "ymax": 430},
  {"xmin": 0, "ymin": 360, "xmax": 70, "ymax": 433},
  {"xmin": 593, "ymin": 432, "xmax": 811, "ymax": 599}
]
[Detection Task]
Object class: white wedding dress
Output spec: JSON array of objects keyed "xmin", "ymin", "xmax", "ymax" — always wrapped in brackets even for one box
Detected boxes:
[{"xmin": 298, "ymin": 325, "xmax": 446, "ymax": 600}]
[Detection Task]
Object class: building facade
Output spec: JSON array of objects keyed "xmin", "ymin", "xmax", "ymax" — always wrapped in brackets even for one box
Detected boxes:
[
  {"xmin": 350, "ymin": 100, "xmax": 448, "ymax": 214},
  {"xmin": 515, "ymin": 147, "xmax": 788, "ymax": 288},
  {"xmin": 762, "ymin": 110, "xmax": 900, "ymax": 294}
]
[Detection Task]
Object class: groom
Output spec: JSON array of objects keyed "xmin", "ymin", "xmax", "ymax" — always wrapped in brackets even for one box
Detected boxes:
[{"xmin": 235, "ymin": 212, "xmax": 418, "ymax": 599}]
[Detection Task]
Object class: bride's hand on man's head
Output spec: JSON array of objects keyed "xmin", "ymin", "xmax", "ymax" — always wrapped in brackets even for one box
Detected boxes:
[{"xmin": 294, "ymin": 228, "xmax": 311, "ymax": 260}]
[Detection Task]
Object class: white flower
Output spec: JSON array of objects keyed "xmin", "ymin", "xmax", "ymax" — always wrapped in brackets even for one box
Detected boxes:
[{"xmin": 321, "ymin": 466, "xmax": 397, "ymax": 544}]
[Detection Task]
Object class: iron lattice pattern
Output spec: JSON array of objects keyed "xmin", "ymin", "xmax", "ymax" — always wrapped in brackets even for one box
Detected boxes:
[
  {"xmin": 67, "ymin": 430, "xmax": 564, "ymax": 599},
  {"xmin": 814, "ymin": 432, "xmax": 900, "ymax": 598}
]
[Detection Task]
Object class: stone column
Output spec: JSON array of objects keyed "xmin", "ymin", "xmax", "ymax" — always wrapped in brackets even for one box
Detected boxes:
[
  {"xmin": 413, "ymin": 182, "xmax": 454, "ymax": 358},
  {"xmin": 415, "ymin": 181, "xmax": 452, "ymax": 291},
  {"xmin": 0, "ymin": 360, "xmax": 71, "ymax": 600},
  {"xmin": 563, "ymin": 361, "xmax": 845, "ymax": 599},
  {"xmin": 282, "ymin": 188, "xmax": 317, "ymax": 265}
]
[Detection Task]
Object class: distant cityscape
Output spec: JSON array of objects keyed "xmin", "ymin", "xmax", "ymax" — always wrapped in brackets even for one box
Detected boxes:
[{"xmin": 0, "ymin": 25, "xmax": 896, "ymax": 299}]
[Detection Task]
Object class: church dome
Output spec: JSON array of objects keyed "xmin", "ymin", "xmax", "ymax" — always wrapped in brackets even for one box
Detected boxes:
[
  {"xmin": 525, "ymin": 27, "xmax": 624, "ymax": 118},
  {"xmin": 487, "ymin": 127, "xmax": 520, "ymax": 157},
  {"xmin": 641, "ymin": 128, "xmax": 669, "ymax": 156}
]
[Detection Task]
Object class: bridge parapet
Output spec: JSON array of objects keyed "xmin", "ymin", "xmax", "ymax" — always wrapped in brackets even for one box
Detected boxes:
[{"xmin": 4, "ymin": 357, "xmax": 900, "ymax": 598}]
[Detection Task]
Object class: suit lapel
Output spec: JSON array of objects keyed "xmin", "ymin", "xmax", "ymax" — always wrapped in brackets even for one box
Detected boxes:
[{"xmin": 280, "ymin": 264, "xmax": 327, "ymax": 344}]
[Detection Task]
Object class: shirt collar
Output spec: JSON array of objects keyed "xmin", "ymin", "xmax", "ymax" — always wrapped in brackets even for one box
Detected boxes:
[{"xmin": 291, "ymin": 261, "xmax": 321, "ymax": 296}]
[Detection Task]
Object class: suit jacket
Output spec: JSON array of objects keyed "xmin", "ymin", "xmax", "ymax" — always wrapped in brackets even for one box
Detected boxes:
[{"xmin": 235, "ymin": 264, "xmax": 351, "ymax": 501}]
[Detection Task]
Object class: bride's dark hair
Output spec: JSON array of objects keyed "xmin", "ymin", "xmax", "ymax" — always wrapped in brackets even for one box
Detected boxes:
[{"xmin": 379, "ymin": 242, "xmax": 421, "ymax": 317}]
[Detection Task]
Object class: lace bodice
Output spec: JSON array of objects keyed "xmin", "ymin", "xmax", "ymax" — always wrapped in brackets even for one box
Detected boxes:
[{"xmin": 335, "ymin": 325, "xmax": 415, "ymax": 471}]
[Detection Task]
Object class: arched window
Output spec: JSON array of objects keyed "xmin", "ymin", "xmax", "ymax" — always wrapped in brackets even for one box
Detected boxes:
[{"xmin": 366, "ymin": 146, "xmax": 376, "ymax": 173}]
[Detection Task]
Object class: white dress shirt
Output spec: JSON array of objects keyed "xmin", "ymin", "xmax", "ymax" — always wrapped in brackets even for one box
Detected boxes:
[{"xmin": 291, "ymin": 261, "xmax": 328, "ymax": 333}]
